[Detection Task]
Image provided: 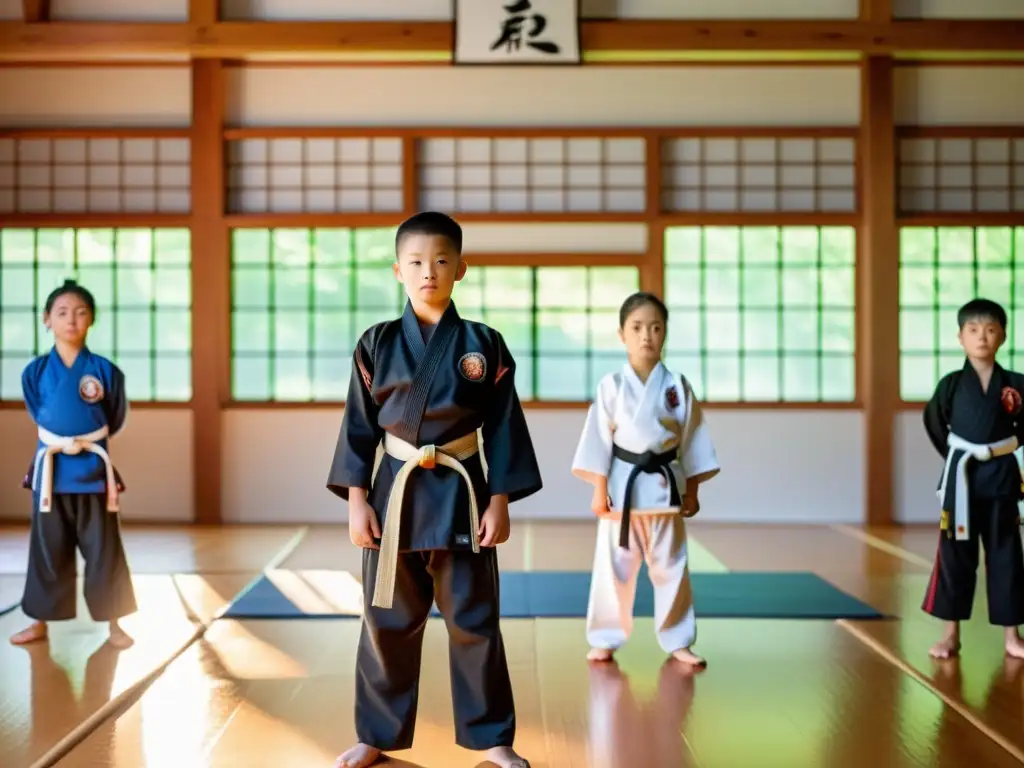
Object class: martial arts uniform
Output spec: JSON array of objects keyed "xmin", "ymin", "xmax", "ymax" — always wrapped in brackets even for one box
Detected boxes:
[
  {"xmin": 20, "ymin": 347, "xmax": 136, "ymax": 623},
  {"xmin": 922, "ymin": 361, "xmax": 1024, "ymax": 627},
  {"xmin": 327, "ymin": 300, "xmax": 543, "ymax": 752},
  {"xmin": 572, "ymin": 362, "xmax": 719, "ymax": 654}
]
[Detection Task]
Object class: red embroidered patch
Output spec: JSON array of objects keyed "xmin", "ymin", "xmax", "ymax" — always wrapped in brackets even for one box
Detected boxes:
[
  {"xmin": 355, "ymin": 346, "xmax": 373, "ymax": 392},
  {"xmin": 665, "ymin": 386, "xmax": 680, "ymax": 409},
  {"xmin": 459, "ymin": 352, "xmax": 487, "ymax": 382},
  {"xmin": 1001, "ymin": 386, "xmax": 1022, "ymax": 415},
  {"xmin": 78, "ymin": 375, "xmax": 103, "ymax": 403}
]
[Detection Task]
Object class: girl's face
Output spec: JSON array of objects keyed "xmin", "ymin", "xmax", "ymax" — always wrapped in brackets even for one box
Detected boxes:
[
  {"xmin": 44, "ymin": 292, "xmax": 93, "ymax": 346},
  {"xmin": 618, "ymin": 302, "xmax": 666, "ymax": 366}
]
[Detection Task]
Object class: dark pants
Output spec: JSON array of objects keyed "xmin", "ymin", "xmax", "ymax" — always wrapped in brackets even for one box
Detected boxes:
[
  {"xmin": 355, "ymin": 547, "xmax": 515, "ymax": 751},
  {"xmin": 922, "ymin": 495, "xmax": 1024, "ymax": 626},
  {"xmin": 21, "ymin": 493, "xmax": 137, "ymax": 622}
]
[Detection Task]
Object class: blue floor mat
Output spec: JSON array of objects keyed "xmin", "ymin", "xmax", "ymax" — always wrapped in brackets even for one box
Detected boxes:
[{"xmin": 220, "ymin": 569, "xmax": 886, "ymax": 620}]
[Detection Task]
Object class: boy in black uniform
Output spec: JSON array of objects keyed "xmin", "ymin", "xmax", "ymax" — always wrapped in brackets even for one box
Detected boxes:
[
  {"xmin": 922, "ymin": 298, "xmax": 1024, "ymax": 660},
  {"xmin": 327, "ymin": 211, "xmax": 543, "ymax": 767}
]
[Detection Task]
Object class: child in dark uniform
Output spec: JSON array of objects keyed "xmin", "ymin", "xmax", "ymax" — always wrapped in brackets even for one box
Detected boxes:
[
  {"xmin": 922, "ymin": 298, "xmax": 1024, "ymax": 660},
  {"xmin": 327, "ymin": 212, "xmax": 543, "ymax": 768}
]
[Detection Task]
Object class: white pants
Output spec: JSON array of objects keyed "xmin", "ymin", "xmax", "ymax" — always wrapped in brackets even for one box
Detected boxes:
[{"xmin": 586, "ymin": 514, "xmax": 696, "ymax": 653}]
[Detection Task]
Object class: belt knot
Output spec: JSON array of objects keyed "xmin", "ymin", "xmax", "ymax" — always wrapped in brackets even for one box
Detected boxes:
[{"xmin": 418, "ymin": 445, "xmax": 436, "ymax": 470}]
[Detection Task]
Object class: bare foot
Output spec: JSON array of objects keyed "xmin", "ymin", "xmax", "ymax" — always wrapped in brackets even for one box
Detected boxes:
[
  {"xmin": 485, "ymin": 745, "xmax": 530, "ymax": 768},
  {"xmin": 334, "ymin": 744, "xmax": 382, "ymax": 768},
  {"xmin": 928, "ymin": 635, "xmax": 961, "ymax": 659},
  {"xmin": 107, "ymin": 622, "xmax": 134, "ymax": 649},
  {"xmin": 670, "ymin": 648, "xmax": 707, "ymax": 668},
  {"xmin": 10, "ymin": 621, "xmax": 47, "ymax": 645},
  {"xmin": 586, "ymin": 647, "xmax": 615, "ymax": 662},
  {"xmin": 1005, "ymin": 629, "xmax": 1024, "ymax": 659}
]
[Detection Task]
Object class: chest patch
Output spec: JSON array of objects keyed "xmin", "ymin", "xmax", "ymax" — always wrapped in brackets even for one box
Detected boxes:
[
  {"xmin": 459, "ymin": 352, "xmax": 487, "ymax": 382},
  {"xmin": 79, "ymin": 374, "xmax": 104, "ymax": 404},
  {"xmin": 1001, "ymin": 386, "xmax": 1022, "ymax": 415},
  {"xmin": 665, "ymin": 385, "xmax": 680, "ymax": 410}
]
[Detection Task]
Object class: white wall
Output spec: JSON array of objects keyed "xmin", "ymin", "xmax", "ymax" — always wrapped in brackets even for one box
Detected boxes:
[
  {"xmin": 27, "ymin": 0, "xmax": 1024, "ymax": 21},
  {"xmin": 229, "ymin": 67, "xmax": 860, "ymax": 127},
  {"xmin": 895, "ymin": 408, "xmax": 938, "ymax": 524},
  {"xmin": 0, "ymin": 410, "xmax": 193, "ymax": 522},
  {"xmin": 224, "ymin": 408, "xmax": 865, "ymax": 524},
  {"xmin": 892, "ymin": 67, "xmax": 1024, "ymax": 521},
  {"xmin": 220, "ymin": 64, "xmax": 865, "ymax": 522},
  {"xmin": 893, "ymin": 0, "xmax": 1024, "ymax": 18},
  {"xmin": 0, "ymin": 68, "xmax": 192, "ymax": 128},
  {"xmin": 14, "ymin": 0, "xmax": 863, "ymax": 22},
  {"xmin": 894, "ymin": 67, "xmax": 1024, "ymax": 126},
  {"xmin": 1, "ymin": 62, "xmax": 1021, "ymax": 525}
]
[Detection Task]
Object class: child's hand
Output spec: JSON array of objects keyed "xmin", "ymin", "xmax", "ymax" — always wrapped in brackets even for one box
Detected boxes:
[
  {"xmin": 348, "ymin": 496, "xmax": 381, "ymax": 549},
  {"xmin": 682, "ymin": 493, "xmax": 700, "ymax": 517},
  {"xmin": 478, "ymin": 495, "xmax": 510, "ymax": 547},
  {"xmin": 591, "ymin": 487, "xmax": 610, "ymax": 516}
]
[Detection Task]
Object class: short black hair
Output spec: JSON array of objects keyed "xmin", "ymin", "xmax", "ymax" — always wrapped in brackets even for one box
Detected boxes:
[
  {"xmin": 958, "ymin": 298, "xmax": 1006, "ymax": 330},
  {"xmin": 394, "ymin": 211, "xmax": 463, "ymax": 257},
  {"xmin": 619, "ymin": 291, "xmax": 668, "ymax": 328},
  {"xmin": 44, "ymin": 279, "xmax": 96, "ymax": 318}
]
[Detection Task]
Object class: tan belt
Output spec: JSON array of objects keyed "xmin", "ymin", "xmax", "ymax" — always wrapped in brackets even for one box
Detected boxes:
[
  {"xmin": 371, "ymin": 431, "xmax": 481, "ymax": 609},
  {"xmin": 34, "ymin": 425, "xmax": 119, "ymax": 513}
]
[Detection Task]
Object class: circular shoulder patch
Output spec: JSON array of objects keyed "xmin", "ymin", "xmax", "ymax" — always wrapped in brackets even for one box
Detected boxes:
[
  {"xmin": 79, "ymin": 374, "xmax": 104, "ymax": 404},
  {"xmin": 665, "ymin": 385, "xmax": 680, "ymax": 410},
  {"xmin": 459, "ymin": 352, "xmax": 487, "ymax": 382},
  {"xmin": 1001, "ymin": 386, "xmax": 1022, "ymax": 415}
]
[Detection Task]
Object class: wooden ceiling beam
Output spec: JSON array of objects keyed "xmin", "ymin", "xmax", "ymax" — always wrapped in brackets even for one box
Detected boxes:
[
  {"xmin": 0, "ymin": 19, "xmax": 1021, "ymax": 62},
  {"xmin": 0, "ymin": 22, "xmax": 191, "ymax": 59}
]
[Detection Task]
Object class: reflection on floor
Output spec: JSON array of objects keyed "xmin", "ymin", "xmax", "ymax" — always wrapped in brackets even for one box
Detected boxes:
[{"xmin": 1, "ymin": 521, "xmax": 1022, "ymax": 768}]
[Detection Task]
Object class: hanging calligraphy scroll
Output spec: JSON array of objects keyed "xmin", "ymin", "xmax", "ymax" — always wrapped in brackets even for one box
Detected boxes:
[{"xmin": 453, "ymin": 0, "xmax": 582, "ymax": 66}]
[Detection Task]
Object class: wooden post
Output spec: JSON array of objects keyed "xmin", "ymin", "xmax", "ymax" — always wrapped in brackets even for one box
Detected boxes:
[
  {"xmin": 858, "ymin": 56, "xmax": 899, "ymax": 526},
  {"xmin": 21, "ymin": 0, "xmax": 51, "ymax": 22},
  {"xmin": 643, "ymin": 136, "xmax": 665, "ymax": 298},
  {"xmin": 190, "ymin": 59, "xmax": 228, "ymax": 524}
]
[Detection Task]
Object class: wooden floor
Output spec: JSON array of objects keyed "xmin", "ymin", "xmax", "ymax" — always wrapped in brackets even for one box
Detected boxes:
[{"xmin": 1, "ymin": 521, "xmax": 1023, "ymax": 768}]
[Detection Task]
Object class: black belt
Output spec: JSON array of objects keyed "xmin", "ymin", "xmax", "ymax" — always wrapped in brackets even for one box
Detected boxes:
[{"xmin": 613, "ymin": 445, "xmax": 680, "ymax": 549}]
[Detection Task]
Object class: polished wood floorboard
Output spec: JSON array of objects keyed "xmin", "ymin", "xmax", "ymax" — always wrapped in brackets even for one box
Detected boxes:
[
  {"xmin": 0, "ymin": 574, "xmax": 27, "ymax": 610},
  {"xmin": 3, "ymin": 522, "xmax": 1024, "ymax": 767},
  {"xmin": 282, "ymin": 521, "xmax": 727, "ymax": 573},
  {"xmin": 60, "ymin": 617, "xmax": 1021, "ymax": 768},
  {"xmin": 0, "ymin": 575, "xmax": 203, "ymax": 768},
  {"xmin": 0, "ymin": 524, "xmax": 304, "ymax": 575}
]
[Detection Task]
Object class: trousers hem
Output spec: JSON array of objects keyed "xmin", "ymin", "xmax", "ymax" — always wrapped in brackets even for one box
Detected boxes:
[
  {"xmin": 22, "ymin": 606, "xmax": 76, "ymax": 621},
  {"xmin": 455, "ymin": 738, "xmax": 516, "ymax": 751}
]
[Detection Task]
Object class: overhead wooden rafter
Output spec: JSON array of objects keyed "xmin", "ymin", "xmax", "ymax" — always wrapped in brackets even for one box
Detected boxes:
[{"xmin": 0, "ymin": 19, "xmax": 1022, "ymax": 63}]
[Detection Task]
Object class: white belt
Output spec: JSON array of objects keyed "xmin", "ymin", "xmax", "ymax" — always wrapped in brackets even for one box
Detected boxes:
[
  {"xmin": 939, "ymin": 433, "xmax": 1018, "ymax": 540},
  {"xmin": 370, "ymin": 432, "xmax": 481, "ymax": 610},
  {"xmin": 34, "ymin": 426, "xmax": 119, "ymax": 513}
]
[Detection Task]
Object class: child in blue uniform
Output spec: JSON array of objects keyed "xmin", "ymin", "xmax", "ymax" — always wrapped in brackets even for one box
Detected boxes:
[{"xmin": 10, "ymin": 280, "xmax": 136, "ymax": 648}]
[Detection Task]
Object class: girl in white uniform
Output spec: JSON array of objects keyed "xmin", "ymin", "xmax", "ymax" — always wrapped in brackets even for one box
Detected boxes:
[{"xmin": 572, "ymin": 292, "xmax": 720, "ymax": 667}]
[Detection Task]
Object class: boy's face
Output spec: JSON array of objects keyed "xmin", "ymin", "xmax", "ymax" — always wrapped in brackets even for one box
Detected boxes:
[
  {"xmin": 958, "ymin": 314, "xmax": 1004, "ymax": 361},
  {"xmin": 618, "ymin": 303, "xmax": 666, "ymax": 366},
  {"xmin": 392, "ymin": 233, "xmax": 466, "ymax": 308},
  {"xmin": 44, "ymin": 293, "xmax": 92, "ymax": 345}
]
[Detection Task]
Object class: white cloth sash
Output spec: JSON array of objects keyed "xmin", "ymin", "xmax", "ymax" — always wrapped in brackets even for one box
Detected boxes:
[
  {"xmin": 371, "ymin": 431, "xmax": 481, "ymax": 610},
  {"xmin": 938, "ymin": 432, "xmax": 1018, "ymax": 540},
  {"xmin": 34, "ymin": 425, "xmax": 119, "ymax": 513}
]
